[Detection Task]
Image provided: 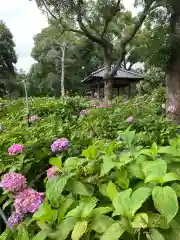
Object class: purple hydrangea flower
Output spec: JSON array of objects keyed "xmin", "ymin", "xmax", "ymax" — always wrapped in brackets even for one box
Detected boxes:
[
  {"xmin": 7, "ymin": 211, "xmax": 25, "ymax": 229},
  {"xmin": 8, "ymin": 144, "xmax": 24, "ymax": 156},
  {"xmin": 14, "ymin": 188, "xmax": 44, "ymax": 214},
  {"xmin": 167, "ymin": 103, "xmax": 176, "ymax": 114},
  {"xmin": 0, "ymin": 172, "xmax": 27, "ymax": 192},
  {"xmin": 47, "ymin": 166, "xmax": 59, "ymax": 179},
  {"xmin": 80, "ymin": 109, "xmax": 88, "ymax": 116},
  {"xmin": 51, "ymin": 138, "xmax": 69, "ymax": 153},
  {"xmin": 126, "ymin": 116, "xmax": 136, "ymax": 123},
  {"xmin": 29, "ymin": 115, "xmax": 41, "ymax": 122}
]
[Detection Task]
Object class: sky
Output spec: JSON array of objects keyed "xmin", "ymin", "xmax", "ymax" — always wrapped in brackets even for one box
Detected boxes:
[{"xmin": 0, "ymin": 0, "xmax": 135, "ymax": 72}]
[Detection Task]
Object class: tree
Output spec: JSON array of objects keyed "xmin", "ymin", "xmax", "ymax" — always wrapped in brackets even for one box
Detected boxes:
[
  {"xmin": 28, "ymin": 24, "xmax": 102, "ymax": 96},
  {"xmin": 0, "ymin": 21, "xmax": 20, "ymax": 97},
  {"xmin": 32, "ymin": 0, "xmax": 159, "ymax": 100}
]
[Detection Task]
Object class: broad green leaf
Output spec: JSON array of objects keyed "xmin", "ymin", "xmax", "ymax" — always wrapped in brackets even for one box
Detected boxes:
[
  {"xmin": 64, "ymin": 157, "xmax": 84, "ymax": 172},
  {"xmin": 147, "ymin": 229, "xmax": 165, "ymax": 240},
  {"xmin": 81, "ymin": 197, "xmax": 98, "ymax": 218},
  {"xmin": 2, "ymin": 199, "xmax": 13, "ymax": 210},
  {"xmin": 132, "ymin": 213, "xmax": 148, "ymax": 229},
  {"xmin": 49, "ymin": 157, "xmax": 62, "ymax": 168},
  {"xmin": 115, "ymin": 169, "xmax": 129, "ymax": 189},
  {"xmin": 171, "ymin": 183, "xmax": 180, "ymax": 198},
  {"xmin": 100, "ymin": 156, "xmax": 115, "ymax": 176},
  {"xmin": 119, "ymin": 130, "xmax": 135, "ymax": 146},
  {"xmin": 91, "ymin": 215, "xmax": 115, "ymax": 233},
  {"xmin": 160, "ymin": 172, "xmax": 180, "ymax": 184},
  {"xmin": 100, "ymin": 221, "xmax": 125, "ymax": 240},
  {"xmin": 147, "ymin": 213, "xmax": 169, "ymax": 229},
  {"xmin": 128, "ymin": 163, "xmax": 144, "ymax": 179},
  {"xmin": 17, "ymin": 225, "xmax": 29, "ymax": 240},
  {"xmin": 158, "ymin": 146, "xmax": 176, "ymax": 156},
  {"xmin": 66, "ymin": 203, "xmax": 84, "ymax": 218},
  {"xmin": 33, "ymin": 201, "xmax": 57, "ymax": 223},
  {"xmin": 32, "ymin": 231, "xmax": 49, "ymax": 240},
  {"xmin": 92, "ymin": 206, "xmax": 113, "ymax": 215},
  {"xmin": 151, "ymin": 142, "xmax": 158, "ymax": 156},
  {"xmin": 52, "ymin": 217, "xmax": 77, "ymax": 240},
  {"xmin": 107, "ymin": 181, "xmax": 118, "ymax": 201},
  {"xmin": 58, "ymin": 196, "xmax": 74, "ymax": 222},
  {"xmin": 99, "ymin": 184, "xmax": 108, "ymax": 196},
  {"xmin": 66, "ymin": 179, "xmax": 94, "ymax": 196},
  {"xmin": 113, "ymin": 189, "xmax": 131, "ymax": 217},
  {"xmin": 152, "ymin": 186, "xmax": 178, "ymax": 223},
  {"xmin": 142, "ymin": 160, "xmax": 167, "ymax": 183},
  {"xmin": 71, "ymin": 221, "xmax": 88, "ymax": 240},
  {"xmin": 46, "ymin": 175, "xmax": 70, "ymax": 202},
  {"xmin": 130, "ymin": 187, "xmax": 152, "ymax": 217}
]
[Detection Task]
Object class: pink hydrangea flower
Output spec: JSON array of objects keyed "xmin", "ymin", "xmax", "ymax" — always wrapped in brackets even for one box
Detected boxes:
[
  {"xmin": 51, "ymin": 138, "xmax": 69, "ymax": 153},
  {"xmin": 0, "ymin": 172, "xmax": 27, "ymax": 192},
  {"xmin": 80, "ymin": 109, "xmax": 88, "ymax": 116},
  {"xmin": 167, "ymin": 103, "xmax": 176, "ymax": 113},
  {"xmin": 14, "ymin": 188, "xmax": 44, "ymax": 214},
  {"xmin": 29, "ymin": 115, "xmax": 41, "ymax": 122},
  {"xmin": 7, "ymin": 211, "xmax": 25, "ymax": 229},
  {"xmin": 126, "ymin": 116, "xmax": 136, "ymax": 123},
  {"xmin": 8, "ymin": 144, "xmax": 24, "ymax": 156},
  {"xmin": 47, "ymin": 166, "xmax": 59, "ymax": 179}
]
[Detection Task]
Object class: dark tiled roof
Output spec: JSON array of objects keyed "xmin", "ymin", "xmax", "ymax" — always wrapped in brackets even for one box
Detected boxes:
[{"xmin": 82, "ymin": 67, "xmax": 143, "ymax": 83}]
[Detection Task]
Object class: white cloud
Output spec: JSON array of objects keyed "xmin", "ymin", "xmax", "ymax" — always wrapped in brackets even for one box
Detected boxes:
[
  {"xmin": 0, "ymin": 0, "xmax": 137, "ymax": 72},
  {"xmin": 0, "ymin": 0, "xmax": 48, "ymax": 72}
]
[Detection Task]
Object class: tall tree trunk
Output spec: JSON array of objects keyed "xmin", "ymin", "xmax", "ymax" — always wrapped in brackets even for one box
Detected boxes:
[
  {"xmin": 103, "ymin": 49, "xmax": 113, "ymax": 101},
  {"xmin": 166, "ymin": 11, "xmax": 180, "ymax": 124},
  {"xmin": 61, "ymin": 42, "xmax": 65, "ymax": 97}
]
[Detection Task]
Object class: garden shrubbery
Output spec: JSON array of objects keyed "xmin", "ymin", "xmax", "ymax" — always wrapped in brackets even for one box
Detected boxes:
[{"xmin": 1, "ymin": 89, "xmax": 180, "ymax": 239}]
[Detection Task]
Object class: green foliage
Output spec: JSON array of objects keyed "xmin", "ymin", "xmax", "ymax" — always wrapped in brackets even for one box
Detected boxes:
[{"xmin": 1, "ymin": 93, "xmax": 180, "ymax": 239}]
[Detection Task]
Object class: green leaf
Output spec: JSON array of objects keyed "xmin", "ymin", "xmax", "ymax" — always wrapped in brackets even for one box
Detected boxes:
[
  {"xmin": 130, "ymin": 187, "xmax": 152, "ymax": 217},
  {"xmin": 171, "ymin": 183, "xmax": 180, "ymax": 198},
  {"xmin": 49, "ymin": 157, "xmax": 62, "ymax": 168},
  {"xmin": 81, "ymin": 197, "xmax": 98, "ymax": 218},
  {"xmin": 100, "ymin": 156, "xmax": 115, "ymax": 176},
  {"xmin": 46, "ymin": 175, "xmax": 70, "ymax": 202},
  {"xmin": 91, "ymin": 215, "xmax": 115, "ymax": 233},
  {"xmin": 147, "ymin": 213, "xmax": 169, "ymax": 229},
  {"xmin": 128, "ymin": 163, "xmax": 144, "ymax": 179},
  {"xmin": 152, "ymin": 186, "xmax": 178, "ymax": 223},
  {"xmin": 58, "ymin": 196, "xmax": 74, "ymax": 222},
  {"xmin": 49, "ymin": 217, "xmax": 76, "ymax": 240},
  {"xmin": 151, "ymin": 142, "xmax": 158, "ymax": 156},
  {"xmin": 113, "ymin": 189, "xmax": 131, "ymax": 217},
  {"xmin": 132, "ymin": 213, "xmax": 148, "ymax": 229},
  {"xmin": 33, "ymin": 201, "xmax": 57, "ymax": 223},
  {"xmin": 147, "ymin": 229, "xmax": 165, "ymax": 240},
  {"xmin": 66, "ymin": 179, "xmax": 94, "ymax": 196},
  {"xmin": 71, "ymin": 221, "xmax": 88, "ymax": 240},
  {"xmin": 32, "ymin": 231, "xmax": 49, "ymax": 240},
  {"xmin": 92, "ymin": 206, "xmax": 113, "ymax": 215},
  {"xmin": 160, "ymin": 172, "xmax": 180, "ymax": 183},
  {"xmin": 107, "ymin": 181, "xmax": 118, "ymax": 201},
  {"xmin": 17, "ymin": 225, "xmax": 29, "ymax": 240},
  {"xmin": 119, "ymin": 130, "xmax": 135, "ymax": 146},
  {"xmin": 142, "ymin": 160, "xmax": 167, "ymax": 183},
  {"xmin": 115, "ymin": 169, "xmax": 129, "ymax": 189},
  {"xmin": 100, "ymin": 221, "xmax": 125, "ymax": 240},
  {"xmin": 2, "ymin": 199, "xmax": 13, "ymax": 210},
  {"xmin": 64, "ymin": 157, "xmax": 84, "ymax": 172}
]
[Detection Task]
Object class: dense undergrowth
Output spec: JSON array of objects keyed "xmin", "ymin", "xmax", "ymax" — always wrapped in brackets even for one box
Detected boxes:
[{"xmin": 1, "ymin": 89, "xmax": 180, "ymax": 239}]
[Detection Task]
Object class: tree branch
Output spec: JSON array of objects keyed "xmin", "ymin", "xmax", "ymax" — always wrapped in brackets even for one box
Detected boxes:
[
  {"xmin": 101, "ymin": 0, "xmax": 121, "ymax": 37},
  {"xmin": 76, "ymin": 0, "xmax": 109, "ymax": 48},
  {"xmin": 110, "ymin": 0, "xmax": 155, "ymax": 76}
]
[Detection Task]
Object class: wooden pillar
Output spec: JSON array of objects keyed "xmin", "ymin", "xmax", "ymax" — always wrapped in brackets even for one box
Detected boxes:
[
  {"xmin": 128, "ymin": 84, "xmax": 131, "ymax": 99},
  {"xmin": 97, "ymin": 80, "xmax": 100, "ymax": 100},
  {"xmin": 117, "ymin": 87, "xmax": 120, "ymax": 96}
]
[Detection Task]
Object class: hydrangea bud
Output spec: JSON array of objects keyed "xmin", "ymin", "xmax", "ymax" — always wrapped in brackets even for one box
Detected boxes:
[
  {"xmin": 0, "ymin": 172, "xmax": 27, "ymax": 192},
  {"xmin": 7, "ymin": 211, "xmax": 25, "ymax": 229},
  {"xmin": 51, "ymin": 138, "xmax": 69, "ymax": 153},
  {"xmin": 29, "ymin": 115, "xmax": 41, "ymax": 122},
  {"xmin": 8, "ymin": 144, "xmax": 24, "ymax": 156},
  {"xmin": 80, "ymin": 109, "xmax": 88, "ymax": 116},
  {"xmin": 47, "ymin": 166, "xmax": 59, "ymax": 179},
  {"xmin": 126, "ymin": 116, "xmax": 136, "ymax": 123},
  {"xmin": 14, "ymin": 188, "xmax": 44, "ymax": 214}
]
